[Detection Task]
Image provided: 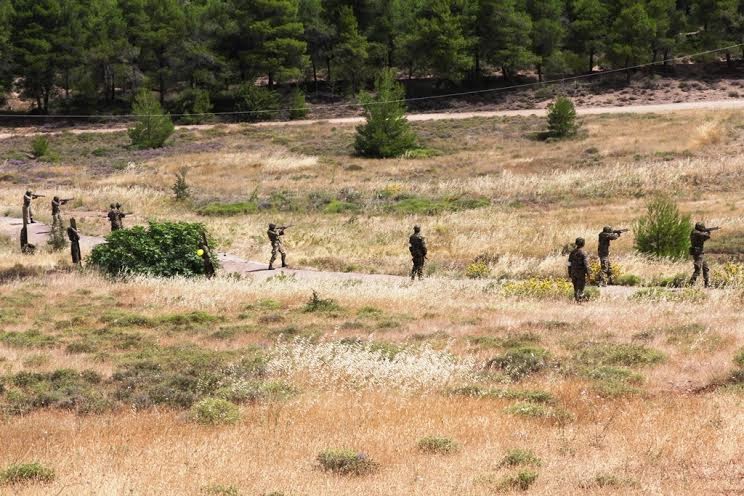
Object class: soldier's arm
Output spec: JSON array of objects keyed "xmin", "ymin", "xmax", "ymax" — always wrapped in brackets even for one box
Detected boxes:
[
  {"xmin": 582, "ymin": 253, "xmax": 590, "ymax": 274},
  {"xmin": 610, "ymin": 233, "xmax": 620, "ymax": 241}
]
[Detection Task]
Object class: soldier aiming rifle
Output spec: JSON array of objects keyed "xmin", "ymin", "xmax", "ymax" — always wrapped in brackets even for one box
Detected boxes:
[
  {"xmin": 597, "ymin": 226, "xmax": 628, "ymax": 286},
  {"xmin": 689, "ymin": 223, "xmax": 720, "ymax": 288},
  {"xmin": 22, "ymin": 190, "xmax": 44, "ymax": 224},
  {"xmin": 107, "ymin": 203, "xmax": 133, "ymax": 232},
  {"xmin": 267, "ymin": 223, "xmax": 291, "ymax": 270},
  {"xmin": 51, "ymin": 196, "xmax": 74, "ymax": 226}
]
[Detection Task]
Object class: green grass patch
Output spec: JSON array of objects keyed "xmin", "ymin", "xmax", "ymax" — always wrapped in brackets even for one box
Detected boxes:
[
  {"xmin": 387, "ymin": 194, "xmax": 490, "ymax": 215},
  {"xmin": 198, "ymin": 201, "xmax": 259, "ymax": 216},
  {"xmin": 190, "ymin": 397, "xmax": 241, "ymax": 425},
  {"xmin": 574, "ymin": 343, "xmax": 664, "ymax": 368},
  {"xmin": 500, "ymin": 448, "xmax": 541, "ymax": 467},
  {"xmin": 0, "ymin": 462, "xmax": 55, "ymax": 485},
  {"xmin": 0, "ymin": 330, "xmax": 57, "ymax": 349},
  {"xmin": 416, "ymin": 436, "xmax": 459, "ymax": 455},
  {"xmin": 486, "ymin": 346, "xmax": 551, "ymax": 380},
  {"xmin": 316, "ymin": 449, "xmax": 379, "ymax": 476}
]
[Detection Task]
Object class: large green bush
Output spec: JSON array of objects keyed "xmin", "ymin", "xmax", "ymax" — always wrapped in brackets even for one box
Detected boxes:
[
  {"xmin": 89, "ymin": 221, "xmax": 218, "ymax": 277},
  {"xmin": 128, "ymin": 90, "xmax": 175, "ymax": 149},
  {"xmin": 634, "ymin": 196, "xmax": 692, "ymax": 259},
  {"xmin": 354, "ymin": 68, "xmax": 417, "ymax": 158},
  {"xmin": 176, "ymin": 88, "xmax": 213, "ymax": 124},
  {"xmin": 233, "ymin": 83, "xmax": 280, "ymax": 122}
]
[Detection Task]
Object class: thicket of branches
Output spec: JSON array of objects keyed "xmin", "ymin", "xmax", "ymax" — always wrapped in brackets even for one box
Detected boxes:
[{"xmin": 1, "ymin": 0, "xmax": 743, "ymax": 116}]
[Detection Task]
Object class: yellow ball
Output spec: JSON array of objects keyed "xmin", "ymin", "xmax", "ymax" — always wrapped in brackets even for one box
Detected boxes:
[{"xmin": 196, "ymin": 249, "xmax": 204, "ymax": 257}]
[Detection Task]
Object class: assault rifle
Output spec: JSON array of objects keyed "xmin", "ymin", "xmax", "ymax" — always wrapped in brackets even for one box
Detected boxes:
[
  {"xmin": 614, "ymin": 229, "xmax": 629, "ymax": 234},
  {"xmin": 278, "ymin": 224, "xmax": 293, "ymax": 230},
  {"xmin": 31, "ymin": 194, "xmax": 46, "ymax": 199},
  {"xmin": 60, "ymin": 198, "xmax": 74, "ymax": 203},
  {"xmin": 704, "ymin": 226, "xmax": 721, "ymax": 232}
]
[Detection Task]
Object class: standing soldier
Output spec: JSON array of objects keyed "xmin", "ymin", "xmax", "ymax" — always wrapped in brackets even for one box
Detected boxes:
[
  {"xmin": 597, "ymin": 226, "xmax": 627, "ymax": 286},
  {"xmin": 568, "ymin": 237, "xmax": 590, "ymax": 302},
  {"xmin": 23, "ymin": 190, "xmax": 43, "ymax": 224},
  {"xmin": 67, "ymin": 218, "xmax": 82, "ymax": 266},
  {"xmin": 115, "ymin": 203, "xmax": 128, "ymax": 229},
  {"xmin": 689, "ymin": 222, "xmax": 719, "ymax": 288},
  {"xmin": 51, "ymin": 196, "xmax": 72, "ymax": 227},
  {"xmin": 108, "ymin": 204, "xmax": 121, "ymax": 231},
  {"xmin": 267, "ymin": 223, "xmax": 288, "ymax": 270},
  {"xmin": 198, "ymin": 230, "xmax": 216, "ymax": 279},
  {"xmin": 409, "ymin": 225, "xmax": 427, "ymax": 281}
]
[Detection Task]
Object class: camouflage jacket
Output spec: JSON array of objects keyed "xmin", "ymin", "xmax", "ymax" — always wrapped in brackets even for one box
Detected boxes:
[
  {"xmin": 267, "ymin": 228, "xmax": 284, "ymax": 245},
  {"xmin": 107, "ymin": 209, "xmax": 120, "ymax": 226},
  {"xmin": 690, "ymin": 229, "xmax": 710, "ymax": 255},
  {"xmin": 67, "ymin": 227, "xmax": 80, "ymax": 242},
  {"xmin": 23, "ymin": 193, "xmax": 33, "ymax": 207},
  {"xmin": 409, "ymin": 233, "xmax": 427, "ymax": 257},
  {"xmin": 598, "ymin": 232, "xmax": 620, "ymax": 257},
  {"xmin": 52, "ymin": 199, "xmax": 62, "ymax": 215},
  {"xmin": 568, "ymin": 248, "xmax": 590, "ymax": 276}
]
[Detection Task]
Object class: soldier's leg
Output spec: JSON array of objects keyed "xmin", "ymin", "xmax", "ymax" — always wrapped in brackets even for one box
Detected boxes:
[
  {"xmin": 577, "ymin": 276, "xmax": 587, "ymax": 301},
  {"xmin": 418, "ymin": 258, "xmax": 425, "ymax": 280},
  {"xmin": 279, "ymin": 245, "xmax": 287, "ymax": 267},
  {"xmin": 598, "ymin": 257, "xmax": 608, "ymax": 286},
  {"xmin": 702, "ymin": 257, "xmax": 710, "ymax": 287},
  {"xmin": 269, "ymin": 245, "xmax": 278, "ymax": 269},
  {"xmin": 690, "ymin": 256, "xmax": 702, "ymax": 285},
  {"xmin": 410, "ymin": 257, "xmax": 416, "ymax": 280},
  {"xmin": 571, "ymin": 276, "xmax": 579, "ymax": 302},
  {"xmin": 606, "ymin": 258, "xmax": 614, "ymax": 285},
  {"xmin": 29, "ymin": 205, "xmax": 34, "ymax": 223}
]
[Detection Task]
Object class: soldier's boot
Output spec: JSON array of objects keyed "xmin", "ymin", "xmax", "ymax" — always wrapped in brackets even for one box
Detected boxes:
[{"xmin": 281, "ymin": 254, "xmax": 287, "ymax": 268}]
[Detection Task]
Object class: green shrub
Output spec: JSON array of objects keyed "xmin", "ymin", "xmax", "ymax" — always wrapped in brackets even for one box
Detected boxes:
[
  {"xmin": 31, "ymin": 136, "xmax": 50, "ymax": 158},
  {"xmin": 233, "ymin": 84, "xmax": 280, "ymax": 122},
  {"xmin": 0, "ymin": 463, "xmax": 55, "ymax": 485},
  {"xmin": 177, "ymin": 88, "xmax": 213, "ymax": 124},
  {"xmin": 574, "ymin": 343, "xmax": 664, "ymax": 368},
  {"xmin": 654, "ymin": 272, "xmax": 688, "ymax": 288},
  {"xmin": 631, "ymin": 287, "xmax": 706, "ymax": 303},
  {"xmin": 547, "ymin": 96, "xmax": 578, "ymax": 138},
  {"xmin": 288, "ymin": 88, "xmax": 309, "ymax": 120},
  {"xmin": 487, "ymin": 346, "xmax": 550, "ymax": 380},
  {"xmin": 634, "ymin": 196, "xmax": 692, "ymax": 259},
  {"xmin": 172, "ymin": 167, "xmax": 190, "ymax": 201},
  {"xmin": 2, "ymin": 368, "xmax": 109, "ymax": 415},
  {"xmin": 615, "ymin": 274, "xmax": 641, "ymax": 286},
  {"xmin": 198, "ymin": 201, "xmax": 259, "ymax": 216},
  {"xmin": 388, "ymin": 195, "xmax": 490, "ymax": 215},
  {"xmin": 354, "ymin": 68, "xmax": 417, "ymax": 158},
  {"xmin": 501, "ymin": 278, "xmax": 574, "ymax": 300},
  {"xmin": 734, "ymin": 348, "xmax": 744, "ymax": 368},
  {"xmin": 500, "ymin": 449, "xmax": 541, "ymax": 467},
  {"xmin": 201, "ymin": 484, "xmax": 240, "ymax": 496},
  {"xmin": 498, "ymin": 470, "xmax": 539, "ymax": 491},
  {"xmin": 128, "ymin": 89, "xmax": 175, "ymax": 149},
  {"xmin": 448, "ymin": 386, "xmax": 554, "ymax": 404},
  {"xmin": 417, "ymin": 436, "xmax": 459, "ymax": 455},
  {"xmin": 190, "ymin": 398, "xmax": 240, "ymax": 425},
  {"xmin": 316, "ymin": 449, "xmax": 378, "ymax": 476},
  {"xmin": 504, "ymin": 402, "xmax": 573, "ymax": 423},
  {"xmin": 465, "ymin": 261, "xmax": 491, "ymax": 279},
  {"xmin": 89, "ymin": 221, "xmax": 218, "ymax": 278},
  {"xmin": 304, "ymin": 291, "xmax": 340, "ymax": 313}
]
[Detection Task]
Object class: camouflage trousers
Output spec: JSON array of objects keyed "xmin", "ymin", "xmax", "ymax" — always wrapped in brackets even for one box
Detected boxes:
[
  {"xmin": 270, "ymin": 242, "xmax": 287, "ymax": 267},
  {"xmin": 22, "ymin": 205, "xmax": 33, "ymax": 224},
  {"xmin": 70, "ymin": 240, "xmax": 81, "ymax": 265},
  {"xmin": 690, "ymin": 254, "xmax": 710, "ymax": 287},
  {"xmin": 52, "ymin": 213, "xmax": 63, "ymax": 227},
  {"xmin": 598, "ymin": 256, "xmax": 613, "ymax": 286},
  {"xmin": 411, "ymin": 254, "xmax": 425, "ymax": 280},
  {"xmin": 570, "ymin": 273, "xmax": 587, "ymax": 302}
]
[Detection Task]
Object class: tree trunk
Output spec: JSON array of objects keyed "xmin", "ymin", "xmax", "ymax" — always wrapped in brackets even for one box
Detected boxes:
[
  {"xmin": 726, "ymin": 51, "xmax": 732, "ymax": 69},
  {"xmin": 474, "ymin": 49, "xmax": 481, "ymax": 79},
  {"xmin": 663, "ymin": 49, "xmax": 670, "ymax": 65},
  {"xmin": 326, "ymin": 57, "xmax": 332, "ymax": 94},
  {"xmin": 268, "ymin": 73, "xmax": 274, "ymax": 89},
  {"xmin": 625, "ymin": 56, "xmax": 631, "ymax": 83},
  {"xmin": 64, "ymin": 70, "xmax": 70, "ymax": 99},
  {"xmin": 652, "ymin": 50, "xmax": 658, "ymax": 63},
  {"xmin": 589, "ymin": 51, "xmax": 594, "ymax": 73},
  {"xmin": 537, "ymin": 63, "xmax": 543, "ymax": 83},
  {"xmin": 312, "ymin": 59, "xmax": 318, "ymax": 94}
]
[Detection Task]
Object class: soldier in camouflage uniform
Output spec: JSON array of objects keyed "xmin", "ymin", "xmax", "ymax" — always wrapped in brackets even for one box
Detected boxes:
[
  {"xmin": 568, "ymin": 237, "xmax": 590, "ymax": 302},
  {"xmin": 597, "ymin": 226, "xmax": 623, "ymax": 286},
  {"xmin": 23, "ymin": 190, "xmax": 41, "ymax": 224},
  {"xmin": 51, "ymin": 196, "xmax": 71, "ymax": 227},
  {"xmin": 115, "ymin": 203, "xmax": 127, "ymax": 229},
  {"xmin": 107, "ymin": 204, "xmax": 120, "ymax": 231},
  {"xmin": 67, "ymin": 218, "xmax": 82, "ymax": 266},
  {"xmin": 267, "ymin": 223, "xmax": 288, "ymax": 270},
  {"xmin": 409, "ymin": 225, "xmax": 427, "ymax": 281},
  {"xmin": 689, "ymin": 222, "xmax": 713, "ymax": 288}
]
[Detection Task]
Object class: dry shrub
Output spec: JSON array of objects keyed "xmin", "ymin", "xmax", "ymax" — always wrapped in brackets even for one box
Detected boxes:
[{"xmin": 688, "ymin": 120, "xmax": 725, "ymax": 150}]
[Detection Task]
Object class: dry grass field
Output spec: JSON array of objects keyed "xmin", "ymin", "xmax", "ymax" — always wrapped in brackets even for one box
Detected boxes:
[{"xmin": 0, "ymin": 109, "xmax": 743, "ymax": 495}]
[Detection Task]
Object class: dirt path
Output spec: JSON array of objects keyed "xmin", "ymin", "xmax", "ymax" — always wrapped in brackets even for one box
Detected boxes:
[
  {"xmin": 2, "ymin": 99, "xmax": 744, "ymax": 141},
  {"xmin": 0, "ymin": 216, "xmax": 645, "ymax": 299}
]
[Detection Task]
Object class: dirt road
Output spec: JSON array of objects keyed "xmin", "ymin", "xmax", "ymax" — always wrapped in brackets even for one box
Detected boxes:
[
  {"xmin": 1, "ymin": 99, "xmax": 744, "ymax": 141},
  {"xmin": 0, "ymin": 216, "xmax": 643, "ymax": 298}
]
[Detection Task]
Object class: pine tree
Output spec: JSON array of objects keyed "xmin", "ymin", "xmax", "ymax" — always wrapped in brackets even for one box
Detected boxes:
[
  {"xmin": 128, "ymin": 89, "xmax": 175, "ymax": 148},
  {"xmin": 0, "ymin": 0, "xmax": 13, "ymax": 96},
  {"xmin": 634, "ymin": 196, "xmax": 692, "ymax": 259},
  {"xmin": 607, "ymin": 4, "xmax": 655, "ymax": 81},
  {"xmin": 567, "ymin": 0, "xmax": 608, "ymax": 72},
  {"xmin": 401, "ymin": 0, "xmax": 471, "ymax": 82},
  {"xmin": 139, "ymin": 0, "xmax": 186, "ymax": 105},
  {"xmin": 299, "ymin": 0, "xmax": 333, "ymax": 91},
  {"xmin": 527, "ymin": 0, "xmax": 565, "ymax": 81},
  {"xmin": 333, "ymin": 6, "xmax": 368, "ymax": 93},
  {"xmin": 354, "ymin": 68, "xmax": 417, "ymax": 158},
  {"xmin": 478, "ymin": 0, "xmax": 537, "ymax": 81}
]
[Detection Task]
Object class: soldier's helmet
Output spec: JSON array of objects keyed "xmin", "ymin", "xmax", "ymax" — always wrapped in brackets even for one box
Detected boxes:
[
  {"xmin": 413, "ymin": 225, "xmax": 421, "ymax": 233},
  {"xmin": 575, "ymin": 237, "xmax": 586, "ymax": 247},
  {"xmin": 70, "ymin": 218, "xmax": 77, "ymax": 229},
  {"xmin": 269, "ymin": 223, "xmax": 276, "ymax": 229},
  {"xmin": 110, "ymin": 203, "xmax": 116, "ymax": 209},
  {"xmin": 53, "ymin": 196, "xmax": 60, "ymax": 202},
  {"xmin": 603, "ymin": 226, "xmax": 612, "ymax": 233},
  {"xmin": 115, "ymin": 203, "xmax": 121, "ymax": 209},
  {"xmin": 695, "ymin": 222, "xmax": 706, "ymax": 231},
  {"xmin": 26, "ymin": 190, "xmax": 32, "ymax": 195}
]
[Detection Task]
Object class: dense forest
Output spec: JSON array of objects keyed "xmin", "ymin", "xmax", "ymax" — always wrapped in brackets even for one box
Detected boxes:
[{"xmin": 0, "ymin": 0, "xmax": 743, "ymax": 116}]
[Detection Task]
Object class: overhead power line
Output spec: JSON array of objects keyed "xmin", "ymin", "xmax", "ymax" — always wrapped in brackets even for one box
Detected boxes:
[{"xmin": 0, "ymin": 43, "xmax": 742, "ymax": 120}]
